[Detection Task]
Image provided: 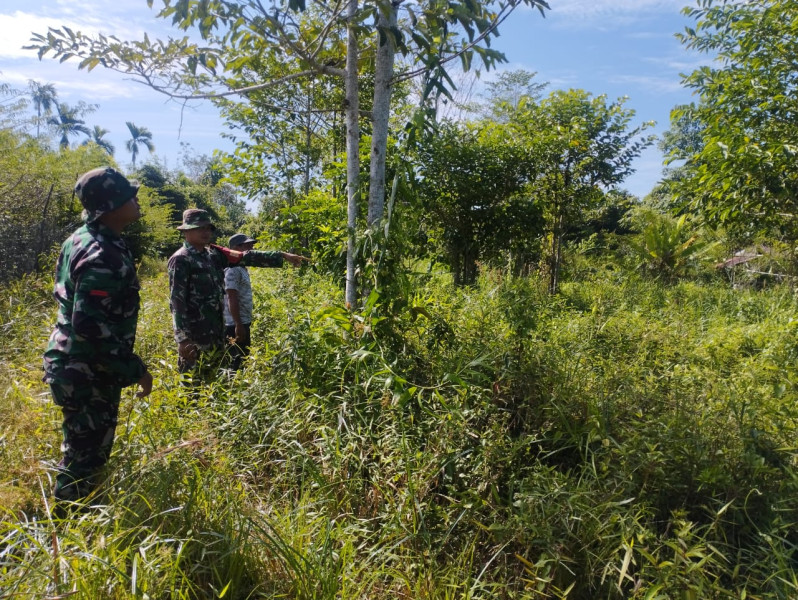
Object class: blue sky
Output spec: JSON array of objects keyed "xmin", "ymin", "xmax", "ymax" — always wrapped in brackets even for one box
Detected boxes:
[{"xmin": 0, "ymin": 0, "xmax": 704, "ymax": 199}]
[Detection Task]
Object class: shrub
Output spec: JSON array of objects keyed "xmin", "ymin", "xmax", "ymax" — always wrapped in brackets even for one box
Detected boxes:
[
  {"xmin": 626, "ymin": 208, "xmax": 715, "ymax": 281},
  {"xmin": 2, "ymin": 264, "xmax": 798, "ymax": 598}
]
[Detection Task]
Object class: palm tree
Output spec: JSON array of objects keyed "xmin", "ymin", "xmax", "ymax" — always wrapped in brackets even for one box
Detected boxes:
[
  {"xmin": 83, "ymin": 125, "xmax": 115, "ymax": 155},
  {"xmin": 29, "ymin": 81, "xmax": 57, "ymax": 137},
  {"xmin": 125, "ymin": 121, "xmax": 155, "ymax": 168},
  {"xmin": 48, "ymin": 102, "xmax": 90, "ymax": 149}
]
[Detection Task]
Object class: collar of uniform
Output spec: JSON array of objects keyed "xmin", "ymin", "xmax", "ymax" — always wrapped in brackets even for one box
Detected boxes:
[
  {"xmin": 87, "ymin": 219, "xmax": 122, "ymax": 240},
  {"xmin": 183, "ymin": 240, "xmax": 209, "ymax": 254}
]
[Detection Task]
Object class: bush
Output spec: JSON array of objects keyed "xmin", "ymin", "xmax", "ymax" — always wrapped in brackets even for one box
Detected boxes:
[
  {"xmin": 2, "ymin": 264, "xmax": 797, "ymax": 598},
  {"xmin": 625, "ymin": 207, "xmax": 715, "ymax": 281},
  {"xmin": 0, "ymin": 132, "xmax": 111, "ymax": 282}
]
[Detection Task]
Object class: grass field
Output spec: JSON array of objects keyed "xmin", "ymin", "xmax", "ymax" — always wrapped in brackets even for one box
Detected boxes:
[{"xmin": 2, "ymin": 263, "xmax": 798, "ymax": 598}]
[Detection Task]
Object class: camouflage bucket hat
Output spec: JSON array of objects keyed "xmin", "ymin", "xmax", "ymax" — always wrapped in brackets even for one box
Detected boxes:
[
  {"xmin": 75, "ymin": 167, "xmax": 139, "ymax": 222},
  {"xmin": 176, "ymin": 208, "xmax": 216, "ymax": 230}
]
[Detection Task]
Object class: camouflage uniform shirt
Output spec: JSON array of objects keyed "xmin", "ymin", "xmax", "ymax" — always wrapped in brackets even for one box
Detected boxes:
[
  {"xmin": 167, "ymin": 243, "xmax": 283, "ymax": 347},
  {"xmin": 43, "ymin": 221, "xmax": 147, "ymax": 387}
]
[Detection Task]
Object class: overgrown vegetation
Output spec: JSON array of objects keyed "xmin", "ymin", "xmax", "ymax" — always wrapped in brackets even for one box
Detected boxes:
[
  {"xmin": 2, "ymin": 255, "xmax": 798, "ymax": 598},
  {"xmin": 5, "ymin": 1, "xmax": 798, "ymax": 596}
]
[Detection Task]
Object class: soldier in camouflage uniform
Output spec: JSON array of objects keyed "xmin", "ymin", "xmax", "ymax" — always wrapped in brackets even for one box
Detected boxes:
[
  {"xmin": 168, "ymin": 208, "xmax": 307, "ymax": 375},
  {"xmin": 43, "ymin": 167, "xmax": 153, "ymax": 511}
]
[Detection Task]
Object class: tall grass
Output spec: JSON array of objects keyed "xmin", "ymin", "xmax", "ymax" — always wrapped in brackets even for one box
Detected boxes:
[{"xmin": 1, "ymin": 262, "xmax": 797, "ymax": 598}]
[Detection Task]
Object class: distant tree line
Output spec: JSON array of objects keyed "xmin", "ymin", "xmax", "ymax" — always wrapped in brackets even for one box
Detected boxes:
[
  {"xmin": 12, "ymin": 0, "xmax": 798, "ymax": 294},
  {"xmin": 0, "ymin": 82, "xmax": 248, "ymax": 283}
]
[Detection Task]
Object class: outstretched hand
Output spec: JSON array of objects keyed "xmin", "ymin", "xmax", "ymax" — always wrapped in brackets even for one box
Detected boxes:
[{"xmin": 282, "ymin": 252, "xmax": 311, "ymax": 267}]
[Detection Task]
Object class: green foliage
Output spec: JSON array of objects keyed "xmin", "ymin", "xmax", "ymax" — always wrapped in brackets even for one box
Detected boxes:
[
  {"xmin": 3, "ymin": 261, "xmax": 798, "ymax": 597},
  {"xmin": 47, "ymin": 101, "xmax": 94, "ymax": 149},
  {"xmin": 125, "ymin": 121, "xmax": 154, "ymax": 168},
  {"xmin": 82, "ymin": 124, "xmax": 116, "ymax": 156},
  {"xmin": 28, "ymin": 80, "xmax": 58, "ymax": 138},
  {"xmin": 121, "ymin": 187, "xmax": 179, "ymax": 262},
  {"xmin": 0, "ymin": 129, "xmax": 111, "ymax": 281},
  {"xmin": 626, "ymin": 209, "xmax": 714, "ymax": 280},
  {"xmin": 510, "ymin": 89, "xmax": 655, "ymax": 293},
  {"xmin": 0, "ymin": 84, "xmax": 31, "ymax": 137},
  {"xmin": 568, "ymin": 189, "xmax": 638, "ymax": 241},
  {"xmin": 264, "ymin": 188, "xmax": 348, "ymax": 278},
  {"xmin": 675, "ymin": 0, "xmax": 798, "ymax": 232},
  {"xmin": 415, "ymin": 120, "xmax": 541, "ymax": 285},
  {"xmin": 217, "ymin": 28, "xmax": 352, "ymax": 206},
  {"xmin": 470, "ymin": 68, "xmax": 548, "ymax": 123},
  {"xmin": 0, "ymin": 274, "xmax": 54, "ymax": 514}
]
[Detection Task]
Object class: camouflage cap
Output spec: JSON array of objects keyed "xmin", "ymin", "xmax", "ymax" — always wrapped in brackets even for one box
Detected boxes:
[
  {"xmin": 176, "ymin": 208, "xmax": 216, "ymax": 231},
  {"xmin": 228, "ymin": 233, "xmax": 256, "ymax": 247},
  {"xmin": 75, "ymin": 167, "xmax": 139, "ymax": 222}
]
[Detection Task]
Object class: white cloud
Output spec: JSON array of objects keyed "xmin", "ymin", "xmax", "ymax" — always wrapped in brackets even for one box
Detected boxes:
[
  {"xmin": 642, "ymin": 54, "xmax": 711, "ymax": 73},
  {"xmin": 0, "ymin": 61, "xmax": 139, "ymax": 102},
  {"xmin": 0, "ymin": 11, "xmax": 86, "ymax": 59},
  {"xmin": 549, "ymin": 0, "xmax": 684, "ymax": 18},
  {"xmin": 0, "ymin": 3, "xmax": 176, "ymax": 102},
  {"xmin": 531, "ymin": 0, "xmax": 687, "ymax": 31},
  {"xmin": 0, "ymin": 3, "xmax": 164, "ymax": 60},
  {"xmin": 625, "ymin": 30, "xmax": 675, "ymax": 40},
  {"xmin": 608, "ymin": 74, "xmax": 687, "ymax": 95}
]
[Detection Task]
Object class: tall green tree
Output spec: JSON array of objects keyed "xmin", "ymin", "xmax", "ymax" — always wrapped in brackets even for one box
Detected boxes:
[
  {"xmin": 0, "ymin": 84, "xmax": 29, "ymax": 135},
  {"xmin": 48, "ymin": 102, "xmax": 91, "ymax": 149},
  {"xmin": 675, "ymin": 0, "xmax": 798, "ymax": 231},
  {"xmin": 28, "ymin": 80, "xmax": 57, "ymax": 137},
  {"xmin": 646, "ymin": 103, "xmax": 705, "ymax": 213},
  {"xmin": 512, "ymin": 90, "xmax": 654, "ymax": 293},
  {"xmin": 29, "ymin": 0, "xmax": 550, "ymax": 306},
  {"xmin": 125, "ymin": 121, "xmax": 155, "ymax": 168},
  {"xmin": 478, "ymin": 69, "xmax": 547, "ymax": 122},
  {"xmin": 83, "ymin": 125, "xmax": 115, "ymax": 155},
  {"xmin": 218, "ymin": 53, "xmax": 348, "ymax": 207},
  {"xmin": 416, "ymin": 120, "xmax": 539, "ymax": 284}
]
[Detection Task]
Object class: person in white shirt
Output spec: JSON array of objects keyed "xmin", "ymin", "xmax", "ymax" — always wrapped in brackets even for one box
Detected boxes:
[{"xmin": 223, "ymin": 233, "xmax": 257, "ymax": 370}]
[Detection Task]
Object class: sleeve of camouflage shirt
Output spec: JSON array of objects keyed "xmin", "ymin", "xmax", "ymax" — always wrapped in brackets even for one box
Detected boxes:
[
  {"xmin": 241, "ymin": 249, "xmax": 284, "ymax": 268},
  {"xmin": 210, "ymin": 244, "xmax": 284, "ymax": 268},
  {"xmin": 167, "ymin": 252, "xmax": 193, "ymax": 343},
  {"xmin": 72, "ymin": 265, "xmax": 147, "ymax": 387}
]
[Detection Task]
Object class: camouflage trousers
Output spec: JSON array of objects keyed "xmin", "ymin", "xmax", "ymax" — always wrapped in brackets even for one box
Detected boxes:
[{"xmin": 50, "ymin": 382, "xmax": 121, "ymax": 505}]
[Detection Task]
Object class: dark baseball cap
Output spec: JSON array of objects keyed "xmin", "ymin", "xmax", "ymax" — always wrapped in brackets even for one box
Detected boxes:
[{"xmin": 228, "ymin": 233, "xmax": 256, "ymax": 247}]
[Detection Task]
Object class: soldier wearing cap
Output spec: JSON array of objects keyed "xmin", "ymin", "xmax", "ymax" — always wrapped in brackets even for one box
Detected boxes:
[
  {"xmin": 43, "ymin": 166, "xmax": 153, "ymax": 512},
  {"xmin": 224, "ymin": 233, "xmax": 257, "ymax": 370},
  {"xmin": 168, "ymin": 209, "xmax": 307, "ymax": 376}
]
